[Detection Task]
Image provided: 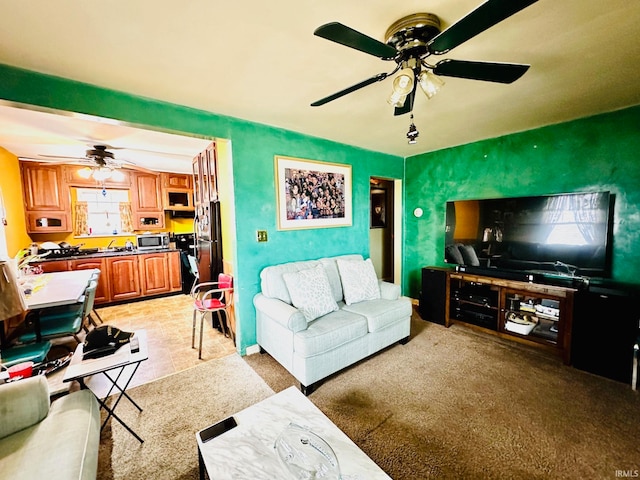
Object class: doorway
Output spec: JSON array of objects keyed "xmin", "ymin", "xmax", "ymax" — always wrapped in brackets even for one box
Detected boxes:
[{"xmin": 369, "ymin": 178, "xmax": 395, "ymax": 283}]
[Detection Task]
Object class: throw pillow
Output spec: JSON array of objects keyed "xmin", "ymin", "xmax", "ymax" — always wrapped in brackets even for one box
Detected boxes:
[
  {"xmin": 336, "ymin": 258, "xmax": 381, "ymax": 305},
  {"xmin": 283, "ymin": 265, "xmax": 339, "ymax": 322}
]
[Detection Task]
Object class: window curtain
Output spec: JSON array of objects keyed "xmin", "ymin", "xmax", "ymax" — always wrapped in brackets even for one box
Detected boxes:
[
  {"xmin": 119, "ymin": 202, "xmax": 134, "ymax": 233},
  {"xmin": 73, "ymin": 201, "xmax": 89, "ymax": 236}
]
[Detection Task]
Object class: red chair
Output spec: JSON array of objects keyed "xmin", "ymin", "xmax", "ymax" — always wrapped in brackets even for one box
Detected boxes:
[{"xmin": 191, "ymin": 273, "xmax": 234, "ymax": 359}]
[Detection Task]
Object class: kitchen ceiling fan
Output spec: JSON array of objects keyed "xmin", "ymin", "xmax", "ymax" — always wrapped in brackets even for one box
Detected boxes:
[
  {"xmin": 311, "ymin": 0, "xmax": 539, "ymax": 116},
  {"xmin": 23, "ymin": 144, "xmax": 153, "ymax": 181},
  {"xmin": 35, "ymin": 145, "xmax": 148, "ymax": 170}
]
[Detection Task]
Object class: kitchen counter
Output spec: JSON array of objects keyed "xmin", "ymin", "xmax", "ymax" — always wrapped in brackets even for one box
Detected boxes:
[
  {"xmin": 33, "ymin": 247, "xmax": 179, "ymax": 263},
  {"xmin": 29, "ymin": 248, "xmax": 183, "ymax": 305}
]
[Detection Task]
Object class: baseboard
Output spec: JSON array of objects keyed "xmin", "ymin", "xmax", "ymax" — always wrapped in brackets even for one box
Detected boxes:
[{"xmin": 245, "ymin": 344, "xmax": 261, "ymax": 355}]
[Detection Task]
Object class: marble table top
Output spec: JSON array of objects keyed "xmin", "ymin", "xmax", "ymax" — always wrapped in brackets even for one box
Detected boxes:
[{"xmin": 197, "ymin": 386, "xmax": 391, "ymax": 480}]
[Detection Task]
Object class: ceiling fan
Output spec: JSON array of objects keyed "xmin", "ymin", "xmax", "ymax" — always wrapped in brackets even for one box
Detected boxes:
[
  {"xmin": 21, "ymin": 144, "xmax": 153, "ymax": 182},
  {"xmin": 25, "ymin": 145, "xmax": 152, "ymax": 172},
  {"xmin": 311, "ymin": 0, "xmax": 539, "ymax": 116}
]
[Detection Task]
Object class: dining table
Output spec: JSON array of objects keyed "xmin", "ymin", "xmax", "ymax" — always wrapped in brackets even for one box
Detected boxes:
[{"xmin": 0, "ymin": 269, "xmax": 99, "ymax": 347}]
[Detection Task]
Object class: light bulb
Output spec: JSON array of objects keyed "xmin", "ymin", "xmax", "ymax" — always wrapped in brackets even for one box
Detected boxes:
[
  {"xmin": 78, "ymin": 167, "xmax": 93, "ymax": 179},
  {"xmin": 387, "ymin": 68, "xmax": 415, "ymax": 107},
  {"xmin": 92, "ymin": 167, "xmax": 113, "ymax": 181},
  {"xmin": 418, "ymin": 70, "xmax": 445, "ymax": 99}
]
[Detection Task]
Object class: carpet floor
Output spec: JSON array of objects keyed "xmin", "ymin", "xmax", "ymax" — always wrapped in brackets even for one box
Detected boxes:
[
  {"xmin": 97, "ymin": 354, "xmax": 274, "ymax": 479},
  {"xmin": 97, "ymin": 308, "xmax": 640, "ymax": 479},
  {"xmin": 244, "ymin": 310, "xmax": 640, "ymax": 479}
]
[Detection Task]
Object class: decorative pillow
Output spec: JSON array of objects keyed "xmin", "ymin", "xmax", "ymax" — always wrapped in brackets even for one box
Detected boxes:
[
  {"xmin": 282, "ymin": 265, "xmax": 339, "ymax": 322},
  {"xmin": 336, "ymin": 258, "xmax": 381, "ymax": 305},
  {"xmin": 458, "ymin": 244, "xmax": 480, "ymax": 266}
]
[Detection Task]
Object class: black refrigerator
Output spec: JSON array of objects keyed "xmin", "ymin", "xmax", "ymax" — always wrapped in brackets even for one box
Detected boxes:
[{"xmin": 195, "ymin": 200, "xmax": 223, "ymax": 284}]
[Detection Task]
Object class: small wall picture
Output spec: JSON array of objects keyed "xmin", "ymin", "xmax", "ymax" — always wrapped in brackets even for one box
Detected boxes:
[
  {"xmin": 370, "ymin": 189, "xmax": 387, "ymax": 228},
  {"xmin": 275, "ymin": 155, "xmax": 352, "ymax": 230}
]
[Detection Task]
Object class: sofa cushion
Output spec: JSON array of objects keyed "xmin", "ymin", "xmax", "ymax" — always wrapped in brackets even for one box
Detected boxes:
[
  {"xmin": 319, "ymin": 254, "xmax": 364, "ymax": 303},
  {"xmin": 294, "ymin": 309, "xmax": 368, "ymax": 358},
  {"xmin": 343, "ymin": 297, "xmax": 412, "ymax": 332},
  {"xmin": 283, "ymin": 265, "xmax": 339, "ymax": 322},
  {"xmin": 337, "ymin": 258, "xmax": 380, "ymax": 305},
  {"xmin": 261, "ymin": 259, "xmax": 320, "ymax": 304}
]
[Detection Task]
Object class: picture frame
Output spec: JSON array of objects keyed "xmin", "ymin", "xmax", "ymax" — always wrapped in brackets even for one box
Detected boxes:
[
  {"xmin": 275, "ymin": 155, "xmax": 352, "ymax": 230},
  {"xmin": 370, "ymin": 188, "xmax": 387, "ymax": 229}
]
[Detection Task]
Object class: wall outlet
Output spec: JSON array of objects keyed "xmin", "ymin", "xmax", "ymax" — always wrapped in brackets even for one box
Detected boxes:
[{"xmin": 257, "ymin": 230, "xmax": 268, "ymax": 242}]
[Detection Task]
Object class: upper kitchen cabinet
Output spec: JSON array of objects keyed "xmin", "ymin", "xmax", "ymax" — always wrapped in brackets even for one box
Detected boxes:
[
  {"xmin": 131, "ymin": 171, "xmax": 164, "ymax": 229},
  {"xmin": 63, "ymin": 164, "xmax": 131, "ymax": 188},
  {"xmin": 192, "ymin": 142, "xmax": 217, "ymax": 205},
  {"xmin": 161, "ymin": 172, "xmax": 194, "ymax": 211},
  {"xmin": 162, "ymin": 172, "xmax": 191, "ymax": 190},
  {"xmin": 20, "ymin": 161, "xmax": 71, "ymax": 233}
]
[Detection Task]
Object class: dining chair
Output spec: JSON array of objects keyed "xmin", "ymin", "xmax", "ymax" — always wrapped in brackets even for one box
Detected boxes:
[
  {"xmin": 84, "ymin": 271, "xmax": 104, "ymax": 330},
  {"xmin": 190, "ymin": 273, "xmax": 234, "ymax": 359},
  {"xmin": 186, "ymin": 255, "xmax": 200, "ymax": 293},
  {"xmin": 17, "ymin": 281, "xmax": 98, "ymax": 347},
  {"xmin": 0, "ymin": 341, "xmax": 52, "ymax": 369}
]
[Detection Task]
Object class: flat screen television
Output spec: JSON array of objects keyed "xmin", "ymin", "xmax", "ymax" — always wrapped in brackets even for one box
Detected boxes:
[{"xmin": 444, "ymin": 191, "xmax": 613, "ymax": 278}]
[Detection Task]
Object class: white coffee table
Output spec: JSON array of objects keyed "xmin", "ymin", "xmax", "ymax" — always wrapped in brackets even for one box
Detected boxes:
[
  {"xmin": 63, "ymin": 330, "xmax": 148, "ymax": 442},
  {"xmin": 196, "ymin": 386, "xmax": 391, "ymax": 479}
]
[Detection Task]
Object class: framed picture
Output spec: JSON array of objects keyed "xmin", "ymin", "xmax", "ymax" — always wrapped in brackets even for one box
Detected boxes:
[
  {"xmin": 370, "ymin": 188, "xmax": 387, "ymax": 228},
  {"xmin": 275, "ymin": 155, "xmax": 352, "ymax": 230}
]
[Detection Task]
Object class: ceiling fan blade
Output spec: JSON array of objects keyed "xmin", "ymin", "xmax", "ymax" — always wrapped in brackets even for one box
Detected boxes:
[
  {"xmin": 433, "ymin": 59, "xmax": 530, "ymax": 83},
  {"xmin": 427, "ymin": 0, "xmax": 539, "ymax": 54},
  {"xmin": 394, "ymin": 82, "xmax": 417, "ymax": 116},
  {"xmin": 311, "ymin": 73, "xmax": 389, "ymax": 107},
  {"xmin": 314, "ymin": 22, "xmax": 397, "ymax": 59}
]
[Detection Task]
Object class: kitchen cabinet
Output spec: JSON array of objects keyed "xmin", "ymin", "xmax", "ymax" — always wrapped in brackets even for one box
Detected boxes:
[
  {"xmin": 139, "ymin": 253, "xmax": 171, "ymax": 295},
  {"xmin": 20, "ymin": 161, "xmax": 71, "ymax": 233},
  {"xmin": 168, "ymin": 250, "xmax": 182, "ymax": 291},
  {"xmin": 131, "ymin": 172, "xmax": 165, "ymax": 229},
  {"xmin": 162, "ymin": 173, "xmax": 191, "ymax": 190},
  {"xmin": 107, "ymin": 255, "xmax": 141, "ymax": 301},
  {"xmin": 63, "ymin": 165, "xmax": 131, "ymax": 188},
  {"xmin": 192, "ymin": 142, "xmax": 217, "ymax": 205},
  {"xmin": 69, "ymin": 258, "xmax": 110, "ymax": 304},
  {"xmin": 36, "ymin": 260, "xmax": 69, "ymax": 273},
  {"xmin": 31, "ymin": 250, "xmax": 181, "ymax": 304},
  {"xmin": 162, "ymin": 172, "xmax": 194, "ymax": 211}
]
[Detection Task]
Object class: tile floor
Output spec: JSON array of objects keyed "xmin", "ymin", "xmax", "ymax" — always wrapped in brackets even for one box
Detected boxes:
[{"xmin": 56, "ymin": 293, "xmax": 236, "ymax": 397}]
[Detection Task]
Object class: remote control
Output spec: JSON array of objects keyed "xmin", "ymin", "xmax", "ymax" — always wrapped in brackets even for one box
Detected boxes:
[{"xmin": 130, "ymin": 337, "xmax": 140, "ymax": 353}]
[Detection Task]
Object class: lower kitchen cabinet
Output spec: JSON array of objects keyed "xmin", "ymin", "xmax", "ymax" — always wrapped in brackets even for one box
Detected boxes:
[
  {"xmin": 139, "ymin": 253, "xmax": 170, "ymax": 295},
  {"xmin": 33, "ymin": 251, "xmax": 181, "ymax": 305},
  {"xmin": 69, "ymin": 258, "xmax": 110, "ymax": 304},
  {"xmin": 107, "ymin": 256, "xmax": 142, "ymax": 302}
]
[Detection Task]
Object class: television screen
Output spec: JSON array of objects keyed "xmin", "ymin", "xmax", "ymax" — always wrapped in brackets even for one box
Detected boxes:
[{"xmin": 445, "ymin": 191, "xmax": 612, "ymax": 278}]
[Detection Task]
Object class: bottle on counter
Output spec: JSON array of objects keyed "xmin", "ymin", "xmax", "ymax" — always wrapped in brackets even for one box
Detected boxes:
[{"xmin": 30, "ymin": 243, "xmax": 38, "ymax": 256}]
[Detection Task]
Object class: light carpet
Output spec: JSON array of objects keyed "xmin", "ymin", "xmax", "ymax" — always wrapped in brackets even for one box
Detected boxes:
[{"xmin": 97, "ymin": 353, "xmax": 274, "ymax": 480}]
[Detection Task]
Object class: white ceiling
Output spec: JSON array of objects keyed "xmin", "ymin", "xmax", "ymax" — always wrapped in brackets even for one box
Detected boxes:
[{"xmin": 0, "ymin": 0, "xmax": 639, "ymax": 169}]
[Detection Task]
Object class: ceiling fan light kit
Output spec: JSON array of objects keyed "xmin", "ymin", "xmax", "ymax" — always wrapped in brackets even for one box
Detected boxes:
[{"xmin": 312, "ymin": 0, "xmax": 539, "ymax": 140}]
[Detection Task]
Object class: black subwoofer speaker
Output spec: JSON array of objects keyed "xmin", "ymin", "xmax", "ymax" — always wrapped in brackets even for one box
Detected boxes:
[{"xmin": 420, "ymin": 267, "xmax": 448, "ymax": 325}]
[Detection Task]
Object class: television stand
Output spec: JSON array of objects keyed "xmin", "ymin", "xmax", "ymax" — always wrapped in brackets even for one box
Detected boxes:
[{"xmin": 445, "ymin": 269, "xmax": 576, "ymax": 364}]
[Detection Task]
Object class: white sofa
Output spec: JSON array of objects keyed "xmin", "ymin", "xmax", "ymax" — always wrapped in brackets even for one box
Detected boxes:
[{"xmin": 253, "ymin": 254, "xmax": 412, "ymax": 394}]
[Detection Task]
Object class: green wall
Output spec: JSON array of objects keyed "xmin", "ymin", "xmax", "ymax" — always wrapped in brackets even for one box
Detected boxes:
[
  {"xmin": 404, "ymin": 105, "xmax": 640, "ymax": 298},
  {"xmin": 0, "ymin": 64, "xmax": 404, "ymax": 355}
]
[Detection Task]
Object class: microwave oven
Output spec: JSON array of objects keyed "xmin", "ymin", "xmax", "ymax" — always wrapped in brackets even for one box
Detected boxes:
[{"xmin": 136, "ymin": 233, "xmax": 170, "ymax": 250}]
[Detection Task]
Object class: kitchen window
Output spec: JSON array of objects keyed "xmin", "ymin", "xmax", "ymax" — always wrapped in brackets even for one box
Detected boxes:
[{"xmin": 75, "ymin": 188, "xmax": 133, "ymax": 236}]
